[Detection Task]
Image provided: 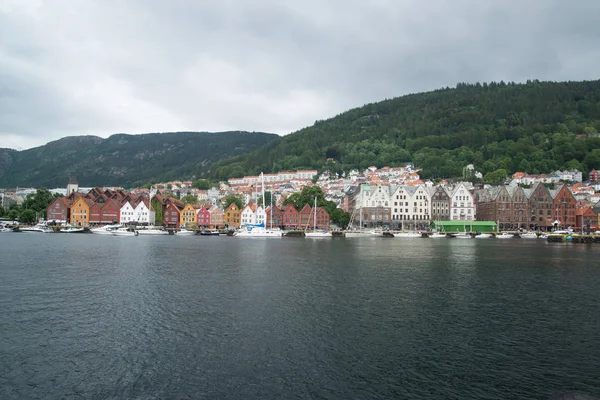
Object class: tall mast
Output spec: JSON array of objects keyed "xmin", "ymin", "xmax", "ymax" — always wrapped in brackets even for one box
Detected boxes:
[
  {"xmin": 270, "ymin": 192, "xmax": 273, "ymax": 230},
  {"xmin": 261, "ymin": 172, "xmax": 265, "ymax": 225},
  {"xmin": 313, "ymin": 196, "xmax": 317, "ymax": 232}
]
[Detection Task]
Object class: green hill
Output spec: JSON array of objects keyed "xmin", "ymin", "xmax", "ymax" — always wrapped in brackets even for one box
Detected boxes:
[
  {"xmin": 205, "ymin": 80, "xmax": 600, "ymax": 181},
  {"xmin": 0, "ymin": 131, "xmax": 278, "ymax": 188}
]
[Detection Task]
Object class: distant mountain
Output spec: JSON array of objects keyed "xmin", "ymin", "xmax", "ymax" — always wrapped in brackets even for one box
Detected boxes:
[
  {"xmin": 0, "ymin": 131, "xmax": 279, "ymax": 188},
  {"xmin": 204, "ymin": 80, "xmax": 600, "ymax": 181}
]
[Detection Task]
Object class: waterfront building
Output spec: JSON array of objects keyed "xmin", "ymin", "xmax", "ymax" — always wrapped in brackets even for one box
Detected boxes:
[
  {"xmin": 430, "ymin": 220, "xmax": 497, "ymax": 233},
  {"xmin": 164, "ymin": 203, "xmax": 183, "ymax": 228},
  {"xmin": 551, "ymin": 185, "xmax": 577, "ymax": 230},
  {"xmin": 224, "ymin": 203, "xmax": 241, "ymax": 228},
  {"xmin": 354, "ymin": 184, "xmax": 392, "ymax": 228},
  {"xmin": 70, "ymin": 197, "xmax": 93, "ymax": 227},
  {"xmin": 180, "ymin": 204, "xmax": 202, "ymax": 227},
  {"xmin": 575, "ymin": 207, "xmax": 598, "ymax": 232},
  {"xmin": 197, "ymin": 206, "xmax": 211, "ymax": 227},
  {"xmin": 265, "ymin": 205, "xmax": 283, "ymax": 229},
  {"xmin": 281, "ymin": 205, "xmax": 300, "ymax": 229},
  {"xmin": 120, "ymin": 201, "xmax": 136, "ymax": 225},
  {"xmin": 526, "ymin": 182, "xmax": 555, "ymax": 231},
  {"xmin": 448, "ymin": 182, "xmax": 476, "ymax": 221},
  {"xmin": 132, "ymin": 197, "xmax": 154, "ymax": 225},
  {"xmin": 46, "ymin": 197, "xmax": 70, "ymax": 224},
  {"xmin": 430, "ymin": 185, "xmax": 451, "ymax": 222},
  {"xmin": 208, "ymin": 205, "xmax": 224, "ymax": 228},
  {"xmin": 390, "ymin": 185, "xmax": 430, "ymax": 230},
  {"xmin": 240, "ymin": 202, "xmax": 258, "ymax": 225}
]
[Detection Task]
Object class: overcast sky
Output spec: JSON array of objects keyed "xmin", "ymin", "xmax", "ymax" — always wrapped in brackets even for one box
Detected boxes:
[{"xmin": 1, "ymin": 0, "xmax": 599, "ymax": 150}]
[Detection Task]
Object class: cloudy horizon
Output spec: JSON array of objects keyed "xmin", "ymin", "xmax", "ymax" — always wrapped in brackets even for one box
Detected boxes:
[{"xmin": 1, "ymin": 0, "xmax": 599, "ymax": 150}]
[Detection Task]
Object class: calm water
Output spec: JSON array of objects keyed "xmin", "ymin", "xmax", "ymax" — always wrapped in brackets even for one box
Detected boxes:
[{"xmin": 0, "ymin": 233, "xmax": 599, "ymax": 399}]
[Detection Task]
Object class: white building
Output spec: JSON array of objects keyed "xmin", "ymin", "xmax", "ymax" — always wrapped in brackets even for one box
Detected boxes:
[
  {"xmin": 391, "ymin": 185, "xmax": 431, "ymax": 228},
  {"xmin": 133, "ymin": 201, "xmax": 155, "ymax": 225},
  {"xmin": 119, "ymin": 201, "xmax": 136, "ymax": 224},
  {"xmin": 240, "ymin": 203, "xmax": 258, "ymax": 225},
  {"xmin": 449, "ymin": 182, "xmax": 476, "ymax": 221},
  {"xmin": 255, "ymin": 205, "xmax": 266, "ymax": 225}
]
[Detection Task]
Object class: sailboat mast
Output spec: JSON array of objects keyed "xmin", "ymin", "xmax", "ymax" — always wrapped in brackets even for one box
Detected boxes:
[
  {"xmin": 261, "ymin": 172, "xmax": 266, "ymax": 226},
  {"xmin": 313, "ymin": 196, "xmax": 317, "ymax": 232},
  {"xmin": 270, "ymin": 191, "xmax": 273, "ymax": 230}
]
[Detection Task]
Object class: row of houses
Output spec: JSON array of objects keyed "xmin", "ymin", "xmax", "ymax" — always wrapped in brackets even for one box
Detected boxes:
[
  {"xmin": 347, "ymin": 181, "xmax": 599, "ymax": 231},
  {"xmin": 45, "ymin": 187, "xmax": 332, "ymax": 229}
]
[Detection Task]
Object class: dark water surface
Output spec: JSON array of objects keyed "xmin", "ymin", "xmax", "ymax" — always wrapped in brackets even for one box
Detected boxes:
[{"xmin": 1, "ymin": 234, "xmax": 599, "ymax": 399}]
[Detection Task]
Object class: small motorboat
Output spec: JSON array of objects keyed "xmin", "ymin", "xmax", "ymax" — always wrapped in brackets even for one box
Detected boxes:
[
  {"xmin": 199, "ymin": 229, "xmax": 219, "ymax": 236},
  {"xmin": 60, "ymin": 225, "xmax": 86, "ymax": 233},
  {"xmin": 177, "ymin": 229, "xmax": 197, "ymax": 236}
]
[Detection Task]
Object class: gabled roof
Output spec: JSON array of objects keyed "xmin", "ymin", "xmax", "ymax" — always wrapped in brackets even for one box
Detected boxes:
[
  {"xmin": 100, "ymin": 198, "xmax": 121, "ymax": 209},
  {"xmin": 299, "ymin": 204, "xmax": 312, "ymax": 214}
]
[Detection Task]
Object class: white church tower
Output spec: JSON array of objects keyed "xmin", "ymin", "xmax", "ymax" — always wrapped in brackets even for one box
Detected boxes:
[{"xmin": 67, "ymin": 176, "xmax": 79, "ymax": 194}]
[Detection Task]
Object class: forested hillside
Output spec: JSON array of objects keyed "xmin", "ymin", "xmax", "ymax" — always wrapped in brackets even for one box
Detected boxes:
[
  {"xmin": 0, "ymin": 131, "xmax": 278, "ymax": 188},
  {"xmin": 205, "ymin": 80, "xmax": 600, "ymax": 181}
]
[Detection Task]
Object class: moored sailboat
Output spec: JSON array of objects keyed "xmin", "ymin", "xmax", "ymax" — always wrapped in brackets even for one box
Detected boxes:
[{"xmin": 305, "ymin": 197, "xmax": 332, "ymax": 238}]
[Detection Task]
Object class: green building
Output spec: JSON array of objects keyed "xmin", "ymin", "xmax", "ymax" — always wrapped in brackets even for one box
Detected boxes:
[{"xmin": 430, "ymin": 221, "xmax": 497, "ymax": 233}]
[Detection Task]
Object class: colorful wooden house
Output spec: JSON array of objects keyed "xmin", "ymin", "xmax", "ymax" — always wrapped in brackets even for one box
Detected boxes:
[
  {"xmin": 164, "ymin": 203, "xmax": 183, "ymax": 228},
  {"xmin": 209, "ymin": 205, "xmax": 224, "ymax": 228},
  {"xmin": 46, "ymin": 197, "xmax": 71, "ymax": 224},
  {"xmin": 100, "ymin": 199, "xmax": 121, "ymax": 224},
  {"xmin": 281, "ymin": 205, "xmax": 299, "ymax": 229},
  {"xmin": 551, "ymin": 185, "xmax": 577, "ymax": 229},
  {"xmin": 265, "ymin": 206, "xmax": 283, "ymax": 229},
  {"xmin": 315, "ymin": 206, "xmax": 330, "ymax": 229},
  {"xmin": 224, "ymin": 203, "xmax": 241, "ymax": 228},
  {"xmin": 299, "ymin": 204, "xmax": 313, "ymax": 229},
  {"xmin": 180, "ymin": 204, "xmax": 202, "ymax": 227},
  {"xmin": 70, "ymin": 197, "xmax": 94, "ymax": 227},
  {"xmin": 197, "ymin": 206, "xmax": 212, "ymax": 227}
]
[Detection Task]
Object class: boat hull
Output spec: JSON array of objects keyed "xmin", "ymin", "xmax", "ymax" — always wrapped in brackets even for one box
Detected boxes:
[
  {"xmin": 137, "ymin": 229, "xmax": 169, "ymax": 235},
  {"xmin": 305, "ymin": 232, "xmax": 332, "ymax": 238}
]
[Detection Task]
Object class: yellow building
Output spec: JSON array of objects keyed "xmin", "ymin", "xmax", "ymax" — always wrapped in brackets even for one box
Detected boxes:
[
  {"xmin": 224, "ymin": 203, "xmax": 241, "ymax": 228},
  {"xmin": 180, "ymin": 204, "xmax": 201, "ymax": 227},
  {"xmin": 70, "ymin": 197, "xmax": 93, "ymax": 227}
]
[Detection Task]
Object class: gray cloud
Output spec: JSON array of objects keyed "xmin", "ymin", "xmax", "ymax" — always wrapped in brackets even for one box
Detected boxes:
[{"xmin": 1, "ymin": 0, "xmax": 599, "ymax": 149}]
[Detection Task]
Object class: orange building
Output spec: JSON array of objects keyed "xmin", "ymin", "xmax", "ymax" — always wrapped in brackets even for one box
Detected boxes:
[
  {"xmin": 70, "ymin": 197, "xmax": 94, "ymax": 227},
  {"xmin": 180, "ymin": 204, "xmax": 202, "ymax": 227},
  {"xmin": 224, "ymin": 203, "xmax": 241, "ymax": 228}
]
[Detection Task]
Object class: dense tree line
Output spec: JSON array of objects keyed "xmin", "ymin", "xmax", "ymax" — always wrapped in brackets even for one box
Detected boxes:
[
  {"xmin": 204, "ymin": 80, "xmax": 600, "ymax": 182},
  {"xmin": 283, "ymin": 186, "xmax": 350, "ymax": 227},
  {"xmin": 0, "ymin": 188, "xmax": 62, "ymax": 224}
]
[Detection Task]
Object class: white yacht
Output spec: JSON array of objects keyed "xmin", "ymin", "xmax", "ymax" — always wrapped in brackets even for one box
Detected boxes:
[
  {"xmin": 428, "ymin": 232, "xmax": 448, "ymax": 238},
  {"xmin": 235, "ymin": 224, "xmax": 282, "ymax": 237},
  {"xmin": 474, "ymin": 233, "xmax": 493, "ymax": 239},
  {"xmin": 21, "ymin": 222, "xmax": 54, "ymax": 233},
  {"xmin": 90, "ymin": 224, "xmax": 122, "ymax": 235},
  {"xmin": 344, "ymin": 230, "xmax": 378, "ymax": 238},
  {"xmin": 137, "ymin": 227, "xmax": 169, "ymax": 235},
  {"xmin": 0, "ymin": 224, "xmax": 13, "ymax": 232},
  {"xmin": 111, "ymin": 227, "xmax": 139, "ymax": 236},
  {"xmin": 176, "ymin": 228, "xmax": 197, "ymax": 236},
  {"xmin": 60, "ymin": 225, "xmax": 86, "ymax": 233},
  {"xmin": 305, "ymin": 230, "xmax": 332, "ymax": 238},
  {"xmin": 392, "ymin": 231, "xmax": 422, "ymax": 238}
]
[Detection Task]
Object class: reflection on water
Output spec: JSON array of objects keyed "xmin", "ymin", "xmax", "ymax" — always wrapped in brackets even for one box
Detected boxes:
[{"xmin": 0, "ymin": 234, "xmax": 599, "ymax": 399}]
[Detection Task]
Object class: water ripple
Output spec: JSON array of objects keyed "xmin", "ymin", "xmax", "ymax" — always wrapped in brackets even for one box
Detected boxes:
[{"xmin": 0, "ymin": 235, "xmax": 599, "ymax": 399}]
